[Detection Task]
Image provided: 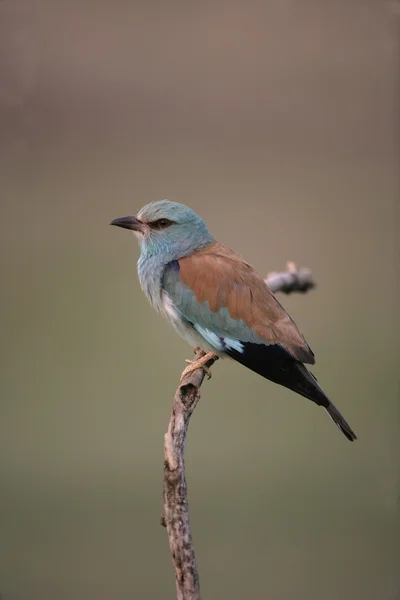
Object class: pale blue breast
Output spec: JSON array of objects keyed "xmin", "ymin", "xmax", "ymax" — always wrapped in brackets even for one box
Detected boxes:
[
  {"xmin": 137, "ymin": 255, "xmax": 206, "ymax": 349},
  {"xmin": 137, "ymin": 254, "xmax": 166, "ymax": 312}
]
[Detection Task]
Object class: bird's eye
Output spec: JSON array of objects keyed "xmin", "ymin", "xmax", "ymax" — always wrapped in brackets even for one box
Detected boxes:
[{"xmin": 149, "ymin": 218, "xmax": 174, "ymax": 230}]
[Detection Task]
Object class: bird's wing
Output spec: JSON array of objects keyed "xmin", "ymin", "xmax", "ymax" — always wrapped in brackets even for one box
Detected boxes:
[{"xmin": 162, "ymin": 241, "xmax": 315, "ymax": 364}]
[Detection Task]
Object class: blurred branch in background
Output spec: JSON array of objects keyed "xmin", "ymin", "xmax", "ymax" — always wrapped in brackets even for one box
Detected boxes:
[{"xmin": 161, "ymin": 262, "xmax": 315, "ymax": 600}]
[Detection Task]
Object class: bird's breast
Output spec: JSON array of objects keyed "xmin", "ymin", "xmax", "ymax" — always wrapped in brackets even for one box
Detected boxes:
[
  {"xmin": 137, "ymin": 254, "xmax": 215, "ymax": 351},
  {"xmin": 137, "ymin": 254, "xmax": 165, "ymax": 312}
]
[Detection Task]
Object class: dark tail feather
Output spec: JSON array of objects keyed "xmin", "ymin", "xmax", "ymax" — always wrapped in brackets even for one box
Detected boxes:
[
  {"xmin": 304, "ymin": 366, "xmax": 357, "ymax": 441},
  {"xmin": 226, "ymin": 343, "xmax": 357, "ymax": 441},
  {"xmin": 324, "ymin": 402, "xmax": 357, "ymax": 441},
  {"xmin": 282, "ymin": 362, "xmax": 357, "ymax": 441},
  {"xmin": 297, "ymin": 364, "xmax": 357, "ymax": 441}
]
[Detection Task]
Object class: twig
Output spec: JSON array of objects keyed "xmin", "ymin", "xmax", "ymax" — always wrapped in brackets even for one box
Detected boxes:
[
  {"xmin": 266, "ymin": 261, "xmax": 315, "ymax": 294},
  {"xmin": 161, "ymin": 262, "xmax": 315, "ymax": 600}
]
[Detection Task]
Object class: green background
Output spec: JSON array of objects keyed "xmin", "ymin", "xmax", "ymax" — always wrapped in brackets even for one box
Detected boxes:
[{"xmin": 0, "ymin": 1, "xmax": 398, "ymax": 599}]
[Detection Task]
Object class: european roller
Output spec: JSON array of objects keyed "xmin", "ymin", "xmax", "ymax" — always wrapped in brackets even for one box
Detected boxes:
[{"xmin": 111, "ymin": 200, "xmax": 356, "ymax": 441}]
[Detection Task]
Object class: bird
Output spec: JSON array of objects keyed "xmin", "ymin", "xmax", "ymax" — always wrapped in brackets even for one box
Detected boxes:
[{"xmin": 110, "ymin": 199, "xmax": 356, "ymax": 441}]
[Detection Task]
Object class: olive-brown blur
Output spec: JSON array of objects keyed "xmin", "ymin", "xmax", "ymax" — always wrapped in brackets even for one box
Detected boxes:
[{"xmin": 0, "ymin": 2, "xmax": 398, "ymax": 600}]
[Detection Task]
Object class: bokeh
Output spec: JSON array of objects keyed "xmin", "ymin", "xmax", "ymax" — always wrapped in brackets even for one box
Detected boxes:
[{"xmin": 0, "ymin": 2, "xmax": 398, "ymax": 599}]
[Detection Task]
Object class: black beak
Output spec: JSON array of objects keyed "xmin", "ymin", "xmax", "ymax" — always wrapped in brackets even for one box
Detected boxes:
[{"xmin": 110, "ymin": 215, "xmax": 143, "ymax": 231}]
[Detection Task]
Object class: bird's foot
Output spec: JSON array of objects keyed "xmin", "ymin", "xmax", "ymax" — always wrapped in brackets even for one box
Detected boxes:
[{"xmin": 180, "ymin": 352, "xmax": 217, "ymax": 383}]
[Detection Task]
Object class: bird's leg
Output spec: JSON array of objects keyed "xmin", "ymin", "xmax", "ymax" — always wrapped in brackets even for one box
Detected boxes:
[{"xmin": 180, "ymin": 351, "xmax": 218, "ymax": 382}]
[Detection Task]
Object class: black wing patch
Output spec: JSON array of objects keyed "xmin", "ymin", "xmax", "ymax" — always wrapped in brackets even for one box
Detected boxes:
[
  {"xmin": 224, "ymin": 340, "xmax": 328, "ymax": 406},
  {"xmin": 223, "ymin": 340, "xmax": 357, "ymax": 441},
  {"xmin": 223, "ymin": 340, "xmax": 295, "ymax": 370}
]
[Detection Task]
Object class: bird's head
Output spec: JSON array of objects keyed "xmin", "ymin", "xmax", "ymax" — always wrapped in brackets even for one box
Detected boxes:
[{"xmin": 110, "ymin": 200, "xmax": 214, "ymax": 260}]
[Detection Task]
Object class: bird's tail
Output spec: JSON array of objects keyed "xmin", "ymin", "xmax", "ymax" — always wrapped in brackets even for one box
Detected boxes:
[
  {"xmin": 226, "ymin": 342, "xmax": 357, "ymax": 441},
  {"xmin": 289, "ymin": 363, "xmax": 357, "ymax": 441},
  {"xmin": 244, "ymin": 355, "xmax": 357, "ymax": 441},
  {"xmin": 299, "ymin": 365, "xmax": 357, "ymax": 441},
  {"xmin": 323, "ymin": 401, "xmax": 357, "ymax": 442}
]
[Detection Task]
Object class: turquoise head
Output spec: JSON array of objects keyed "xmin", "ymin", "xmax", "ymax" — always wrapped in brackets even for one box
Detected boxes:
[{"xmin": 110, "ymin": 200, "xmax": 214, "ymax": 262}]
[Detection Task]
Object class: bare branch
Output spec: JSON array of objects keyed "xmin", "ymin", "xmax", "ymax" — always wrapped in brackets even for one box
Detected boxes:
[
  {"xmin": 162, "ymin": 263, "xmax": 315, "ymax": 600},
  {"xmin": 266, "ymin": 261, "xmax": 315, "ymax": 294}
]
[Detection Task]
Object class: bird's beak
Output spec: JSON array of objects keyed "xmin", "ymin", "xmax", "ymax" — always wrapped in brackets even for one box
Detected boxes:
[{"xmin": 110, "ymin": 215, "xmax": 144, "ymax": 231}]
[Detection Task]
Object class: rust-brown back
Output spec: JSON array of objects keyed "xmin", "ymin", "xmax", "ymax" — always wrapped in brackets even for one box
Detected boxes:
[{"xmin": 178, "ymin": 242, "xmax": 315, "ymax": 364}]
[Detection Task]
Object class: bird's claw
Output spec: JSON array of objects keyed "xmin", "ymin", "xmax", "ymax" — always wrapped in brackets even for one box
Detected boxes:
[
  {"xmin": 180, "ymin": 352, "xmax": 216, "ymax": 383},
  {"xmin": 183, "ymin": 360, "xmax": 213, "ymax": 380}
]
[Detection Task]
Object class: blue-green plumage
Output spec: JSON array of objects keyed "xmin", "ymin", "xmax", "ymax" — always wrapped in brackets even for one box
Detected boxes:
[{"xmin": 110, "ymin": 199, "xmax": 357, "ymax": 441}]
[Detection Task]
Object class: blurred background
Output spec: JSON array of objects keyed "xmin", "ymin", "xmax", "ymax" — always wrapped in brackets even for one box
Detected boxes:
[{"xmin": 0, "ymin": 1, "xmax": 398, "ymax": 599}]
